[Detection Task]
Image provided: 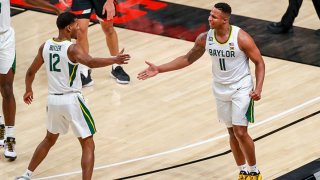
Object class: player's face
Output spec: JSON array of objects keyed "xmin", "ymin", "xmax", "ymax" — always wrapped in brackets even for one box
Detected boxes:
[{"xmin": 208, "ymin": 8, "xmax": 227, "ymax": 29}]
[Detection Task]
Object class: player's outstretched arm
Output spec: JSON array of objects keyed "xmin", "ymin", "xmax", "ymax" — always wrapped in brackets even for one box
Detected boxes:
[
  {"xmin": 68, "ymin": 44, "xmax": 131, "ymax": 68},
  {"xmin": 23, "ymin": 0, "xmax": 63, "ymax": 14},
  {"xmin": 238, "ymin": 29, "xmax": 265, "ymax": 101},
  {"xmin": 24, "ymin": 44, "xmax": 45, "ymax": 105},
  {"xmin": 137, "ymin": 32, "xmax": 207, "ymax": 80}
]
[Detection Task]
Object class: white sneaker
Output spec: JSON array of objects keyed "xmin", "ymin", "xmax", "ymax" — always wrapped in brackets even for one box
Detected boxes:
[
  {"xmin": 4, "ymin": 137, "xmax": 17, "ymax": 161},
  {"xmin": 0, "ymin": 125, "xmax": 4, "ymax": 147},
  {"xmin": 15, "ymin": 176, "xmax": 31, "ymax": 180}
]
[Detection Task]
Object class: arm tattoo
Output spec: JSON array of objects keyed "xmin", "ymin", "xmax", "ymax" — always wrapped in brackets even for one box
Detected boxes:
[{"xmin": 187, "ymin": 33, "xmax": 206, "ymax": 64}]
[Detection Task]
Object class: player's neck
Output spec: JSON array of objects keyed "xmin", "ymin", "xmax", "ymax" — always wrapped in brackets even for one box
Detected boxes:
[
  {"xmin": 53, "ymin": 37, "xmax": 70, "ymax": 42},
  {"xmin": 55, "ymin": 32, "xmax": 72, "ymax": 42},
  {"xmin": 215, "ymin": 24, "xmax": 231, "ymax": 37}
]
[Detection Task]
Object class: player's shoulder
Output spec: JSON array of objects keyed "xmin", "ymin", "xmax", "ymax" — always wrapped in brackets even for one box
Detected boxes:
[
  {"xmin": 195, "ymin": 31, "xmax": 208, "ymax": 47},
  {"xmin": 197, "ymin": 31, "xmax": 208, "ymax": 40},
  {"xmin": 236, "ymin": 27, "xmax": 256, "ymax": 50},
  {"xmin": 67, "ymin": 43, "xmax": 79, "ymax": 53},
  {"xmin": 38, "ymin": 42, "xmax": 46, "ymax": 53},
  {"xmin": 238, "ymin": 29, "xmax": 254, "ymax": 43}
]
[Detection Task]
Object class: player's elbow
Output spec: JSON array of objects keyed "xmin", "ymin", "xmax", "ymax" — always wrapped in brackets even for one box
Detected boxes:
[
  {"xmin": 25, "ymin": 69, "xmax": 35, "ymax": 79},
  {"xmin": 257, "ymin": 59, "xmax": 265, "ymax": 68}
]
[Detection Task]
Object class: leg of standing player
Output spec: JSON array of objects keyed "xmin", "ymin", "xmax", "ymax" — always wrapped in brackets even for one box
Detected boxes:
[
  {"xmin": 0, "ymin": 69, "xmax": 17, "ymax": 160},
  {"xmin": 100, "ymin": 20, "xmax": 130, "ymax": 84},
  {"xmin": 16, "ymin": 131, "xmax": 59, "ymax": 180},
  {"xmin": 95, "ymin": 0, "xmax": 130, "ymax": 84},
  {"xmin": 78, "ymin": 136, "xmax": 95, "ymax": 180},
  {"xmin": 227, "ymin": 127, "xmax": 246, "ymax": 165},
  {"xmin": 232, "ymin": 126, "xmax": 257, "ymax": 167},
  {"xmin": 0, "ymin": 27, "xmax": 17, "ymax": 161},
  {"xmin": 71, "ymin": 0, "xmax": 94, "ymax": 87},
  {"xmin": 227, "ymin": 127, "xmax": 251, "ymax": 179},
  {"xmin": 77, "ymin": 18, "xmax": 95, "ymax": 87},
  {"xmin": 231, "ymin": 81, "xmax": 261, "ymax": 179}
]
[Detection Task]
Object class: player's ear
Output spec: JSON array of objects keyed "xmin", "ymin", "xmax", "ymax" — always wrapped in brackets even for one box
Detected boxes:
[
  {"xmin": 66, "ymin": 24, "xmax": 72, "ymax": 32},
  {"xmin": 223, "ymin": 17, "xmax": 227, "ymax": 23}
]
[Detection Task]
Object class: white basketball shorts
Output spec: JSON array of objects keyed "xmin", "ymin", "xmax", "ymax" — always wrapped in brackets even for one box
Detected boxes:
[
  {"xmin": 212, "ymin": 75, "xmax": 254, "ymax": 127},
  {"xmin": 46, "ymin": 93, "xmax": 96, "ymax": 138},
  {"xmin": 0, "ymin": 27, "xmax": 15, "ymax": 74}
]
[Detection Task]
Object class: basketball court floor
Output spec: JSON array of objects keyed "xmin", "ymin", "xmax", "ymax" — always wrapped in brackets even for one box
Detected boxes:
[{"xmin": 1, "ymin": 0, "xmax": 320, "ymax": 179}]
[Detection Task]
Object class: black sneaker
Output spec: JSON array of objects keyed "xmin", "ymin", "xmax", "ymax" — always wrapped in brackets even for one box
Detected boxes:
[
  {"xmin": 110, "ymin": 66, "xmax": 130, "ymax": 84},
  {"xmin": 81, "ymin": 70, "xmax": 94, "ymax": 87},
  {"xmin": 315, "ymin": 29, "xmax": 320, "ymax": 36},
  {"xmin": 267, "ymin": 22, "xmax": 293, "ymax": 34}
]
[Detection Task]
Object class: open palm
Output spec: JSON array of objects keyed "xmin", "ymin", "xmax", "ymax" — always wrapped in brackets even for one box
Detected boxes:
[{"xmin": 137, "ymin": 61, "xmax": 159, "ymax": 80}]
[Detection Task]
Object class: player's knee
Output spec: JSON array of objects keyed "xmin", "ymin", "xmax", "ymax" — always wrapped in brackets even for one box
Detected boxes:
[
  {"xmin": 233, "ymin": 128, "xmax": 248, "ymax": 139},
  {"xmin": 102, "ymin": 26, "xmax": 115, "ymax": 36},
  {"xmin": 0, "ymin": 83, "xmax": 14, "ymax": 99},
  {"xmin": 81, "ymin": 136, "xmax": 95, "ymax": 150},
  {"xmin": 227, "ymin": 129, "xmax": 236, "ymax": 139}
]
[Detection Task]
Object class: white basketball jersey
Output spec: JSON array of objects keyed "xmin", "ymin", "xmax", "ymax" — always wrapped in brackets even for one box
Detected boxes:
[
  {"xmin": 42, "ymin": 39, "xmax": 81, "ymax": 94},
  {"xmin": 205, "ymin": 25, "xmax": 251, "ymax": 84},
  {"xmin": 0, "ymin": 0, "xmax": 11, "ymax": 33}
]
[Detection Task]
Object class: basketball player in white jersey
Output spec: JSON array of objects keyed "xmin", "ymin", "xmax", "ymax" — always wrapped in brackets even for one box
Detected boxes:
[
  {"xmin": 16, "ymin": 12, "xmax": 130, "ymax": 180},
  {"xmin": 138, "ymin": 2, "xmax": 264, "ymax": 180}
]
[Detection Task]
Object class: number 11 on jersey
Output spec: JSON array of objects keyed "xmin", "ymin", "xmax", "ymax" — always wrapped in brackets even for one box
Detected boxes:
[{"xmin": 219, "ymin": 58, "xmax": 226, "ymax": 71}]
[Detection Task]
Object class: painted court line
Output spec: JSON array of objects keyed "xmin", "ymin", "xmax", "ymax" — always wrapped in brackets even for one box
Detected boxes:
[{"xmin": 34, "ymin": 96, "xmax": 320, "ymax": 180}]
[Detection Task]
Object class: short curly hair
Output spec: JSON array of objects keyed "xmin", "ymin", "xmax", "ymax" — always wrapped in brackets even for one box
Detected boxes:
[
  {"xmin": 56, "ymin": 12, "xmax": 77, "ymax": 30},
  {"xmin": 214, "ymin": 2, "xmax": 232, "ymax": 15}
]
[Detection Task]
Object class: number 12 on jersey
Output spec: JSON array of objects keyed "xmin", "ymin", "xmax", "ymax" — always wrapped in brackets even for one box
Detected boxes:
[
  {"xmin": 49, "ymin": 53, "xmax": 61, "ymax": 72},
  {"xmin": 219, "ymin": 58, "xmax": 226, "ymax": 71}
]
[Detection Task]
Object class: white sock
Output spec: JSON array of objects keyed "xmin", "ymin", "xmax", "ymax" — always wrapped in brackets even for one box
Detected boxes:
[
  {"xmin": 249, "ymin": 164, "xmax": 259, "ymax": 173},
  {"xmin": 112, "ymin": 64, "xmax": 120, "ymax": 69},
  {"xmin": 238, "ymin": 164, "xmax": 248, "ymax": 172},
  {"xmin": 0, "ymin": 115, "xmax": 4, "ymax": 125},
  {"xmin": 22, "ymin": 169, "xmax": 33, "ymax": 177},
  {"xmin": 5, "ymin": 126, "xmax": 14, "ymax": 138}
]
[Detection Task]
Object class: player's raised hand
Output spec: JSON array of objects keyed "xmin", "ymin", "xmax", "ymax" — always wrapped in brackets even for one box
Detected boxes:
[
  {"xmin": 23, "ymin": 91, "xmax": 34, "ymax": 105},
  {"xmin": 102, "ymin": 0, "xmax": 116, "ymax": 20},
  {"xmin": 137, "ymin": 61, "xmax": 159, "ymax": 80},
  {"xmin": 114, "ymin": 48, "xmax": 130, "ymax": 64}
]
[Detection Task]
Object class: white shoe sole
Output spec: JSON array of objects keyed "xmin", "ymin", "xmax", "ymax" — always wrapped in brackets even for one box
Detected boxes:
[
  {"xmin": 82, "ymin": 80, "xmax": 94, "ymax": 88},
  {"xmin": 4, "ymin": 153, "xmax": 17, "ymax": 161},
  {"xmin": 110, "ymin": 72, "xmax": 129, "ymax": 84}
]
